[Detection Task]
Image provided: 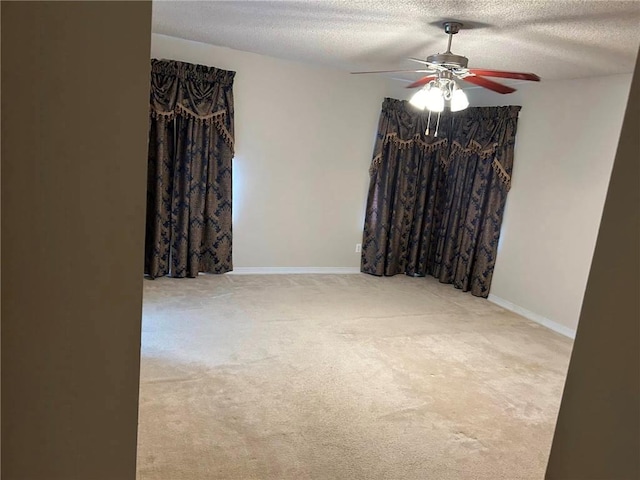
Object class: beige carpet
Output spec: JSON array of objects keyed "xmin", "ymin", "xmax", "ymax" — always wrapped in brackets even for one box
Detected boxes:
[{"xmin": 136, "ymin": 274, "xmax": 572, "ymax": 480}]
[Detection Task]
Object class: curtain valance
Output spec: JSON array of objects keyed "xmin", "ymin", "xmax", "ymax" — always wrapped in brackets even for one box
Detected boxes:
[{"xmin": 149, "ymin": 59, "xmax": 235, "ymax": 150}]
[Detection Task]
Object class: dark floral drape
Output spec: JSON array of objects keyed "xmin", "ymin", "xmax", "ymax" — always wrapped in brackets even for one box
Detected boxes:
[
  {"xmin": 145, "ymin": 59, "xmax": 235, "ymax": 279},
  {"xmin": 361, "ymin": 98, "xmax": 520, "ymax": 297}
]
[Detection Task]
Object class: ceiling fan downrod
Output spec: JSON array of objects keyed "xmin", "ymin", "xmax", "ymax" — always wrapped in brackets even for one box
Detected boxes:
[
  {"xmin": 443, "ymin": 21, "xmax": 463, "ymax": 53},
  {"xmin": 427, "ymin": 22, "xmax": 468, "ymax": 69}
]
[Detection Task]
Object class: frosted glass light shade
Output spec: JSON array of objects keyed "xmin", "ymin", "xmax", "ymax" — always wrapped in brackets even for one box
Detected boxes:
[
  {"xmin": 424, "ymin": 87, "xmax": 444, "ymax": 112},
  {"xmin": 450, "ymin": 88, "xmax": 469, "ymax": 112},
  {"xmin": 409, "ymin": 88, "xmax": 429, "ymax": 110}
]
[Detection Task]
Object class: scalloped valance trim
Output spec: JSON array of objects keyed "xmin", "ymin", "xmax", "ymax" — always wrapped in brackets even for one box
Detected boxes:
[
  {"xmin": 450, "ymin": 140, "xmax": 498, "ymax": 159},
  {"xmin": 382, "ymin": 133, "xmax": 447, "ymax": 152},
  {"xmin": 176, "ymin": 103, "xmax": 226, "ymax": 122},
  {"xmin": 492, "ymin": 158, "xmax": 511, "ymax": 191},
  {"xmin": 214, "ymin": 120, "xmax": 234, "ymax": 152},
  {"xmin": 369, "ymin": 154, "xmax": 383, "ymax": 176},
  {"xmin": 175, "ymin": 104, "xmax": 234, "ymax": 151},
  {"xmin": 150, "ymin": 107, "xmax": 175, "ymax": 121},
  {"xmin": 369, "ymin": 135, "xmax": 447, "ymax": 175},
  {"xmin": 369, "ymin": 136, "xmax": 510, "ymax": 184},
  {"xmin": 150, "ymin": 104, "xmax": 234, "ymax": 151}
]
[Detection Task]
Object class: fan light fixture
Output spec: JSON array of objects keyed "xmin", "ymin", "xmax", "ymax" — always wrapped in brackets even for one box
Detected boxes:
[
  {"xmin": 409, "ymin": 75, "xmax": 469, "ymax": 136},
  {"xmin": 409, "ymin": 77, "xmax": 468, "ymax": 113}
]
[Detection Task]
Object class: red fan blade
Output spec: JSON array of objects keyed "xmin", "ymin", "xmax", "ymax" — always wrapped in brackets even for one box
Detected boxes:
[
  {"xmin": 406, "ymin": 75, "xmax": 437, "ymax": 89},
  {"xmin": 468, "ymin": 69, "xmax": 540, "ymax": 81},
  {"xmin": 351, "ymin": 69, "xmax": 435, "ymax": 74},
  {"xmin": 463, "ymin": 75, "xmax": 516, "ymax": 94}
]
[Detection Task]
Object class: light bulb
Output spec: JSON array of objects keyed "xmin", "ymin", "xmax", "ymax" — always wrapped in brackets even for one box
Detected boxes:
[
  {"xmin": 450, "ymin": 88, "xmax": 469, "ymax": 112},
  {"xmin": 409, "ymin": 87, "xmax": 429, "ymax": 110},
  {"xmin": 424, "ymin": 86, "xmax": 444, "ymax": 112}
]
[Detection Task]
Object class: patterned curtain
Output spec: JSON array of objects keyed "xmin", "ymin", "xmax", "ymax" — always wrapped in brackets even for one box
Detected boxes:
[
  {"xmin": 361, "ymin": 98, "xmax": 520, "ymax": 297},
  {"xmin": 145, "ymin": 60, "xmax": 235, "ymax": 279}
]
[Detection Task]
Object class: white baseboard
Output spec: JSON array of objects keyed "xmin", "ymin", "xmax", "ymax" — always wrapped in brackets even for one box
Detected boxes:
[
  {"xmin": 229, "ymin": 267, "xmax": 361, "ymax": 275},
  {"xmin": 488, "ymin": 294, "xmax": 576, "ymax": 339}
]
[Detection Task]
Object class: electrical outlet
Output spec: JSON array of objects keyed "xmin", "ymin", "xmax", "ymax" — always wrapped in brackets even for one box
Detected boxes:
[{"xmin": 355, "ymin": 243, "xmax": 362, "ymax": 253}]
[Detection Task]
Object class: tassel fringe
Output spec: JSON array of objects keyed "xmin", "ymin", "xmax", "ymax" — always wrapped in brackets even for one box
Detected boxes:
[
  {"xmin": 382, "ymin": 133, "xmax": 447, "ymax": 152},
  {"xmin": 450, "ymin": 140, "xmax": 498, "ymax": 160},
  {"xmin": 369, "ymin": 136, "xmax": 511, "ymax": 191},
  {"xmin": 492, "ymin": 158, "xmax": 512, "ymax": 191},
  {"xmin": 150, "ymin": 104, "xmax": 234, "ymax": 152}
]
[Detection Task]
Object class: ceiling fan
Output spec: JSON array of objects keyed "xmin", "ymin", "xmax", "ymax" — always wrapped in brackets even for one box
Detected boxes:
[{"xmin": 352, "ymin": 21, "xmax": 540, "ymax": 112}]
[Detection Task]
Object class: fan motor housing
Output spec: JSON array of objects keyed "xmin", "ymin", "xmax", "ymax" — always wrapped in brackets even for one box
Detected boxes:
[{"xmin": 427, "ymin": 52, "xmax": 469, "ymax": 69}]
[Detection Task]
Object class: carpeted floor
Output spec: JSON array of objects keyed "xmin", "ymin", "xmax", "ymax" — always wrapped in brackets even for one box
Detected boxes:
[{"xmin": 136, "ymin": 274, "xmax": 572, "ymax": 480}]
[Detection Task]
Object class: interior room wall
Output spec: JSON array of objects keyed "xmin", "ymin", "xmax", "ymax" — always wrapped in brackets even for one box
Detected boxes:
[
  {"xmin": 151, "ymin": 34, "xmax": 394, "ymax": 270},
  {"xmin": 545, "ymin": 54, "xmax": 639, "ymax": 480},
  {"xmin": 153, "ymin": 33, "xmax": 631, "ymax": 335},
  {"xmin": 1, "ymin": 3, "xmax": 151, "ymax": 479}
]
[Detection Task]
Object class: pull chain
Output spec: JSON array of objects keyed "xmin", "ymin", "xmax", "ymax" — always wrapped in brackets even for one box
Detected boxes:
[
  {"xmin": 425, "ymin": 110, "xmax": 432, "ymax": 136},
  {"xmin": 434, "ymin": 111, "xmax": 441, "ymax": 137}
]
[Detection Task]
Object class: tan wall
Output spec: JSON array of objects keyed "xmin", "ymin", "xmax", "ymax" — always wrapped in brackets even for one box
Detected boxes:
[
  {"xmin": 151, "ymin": 34, "xmax": 394, "ymax": 269},
  {"xmin": 1, "ymin": 3, "xmax": 151, "ymax": 479},
  {"xmin": 545, "ymin": 54, "xmax": 640, "ymax": 478}
]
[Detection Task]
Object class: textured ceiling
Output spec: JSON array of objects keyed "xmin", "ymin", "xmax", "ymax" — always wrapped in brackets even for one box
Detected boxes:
[{"xmin": 153, "ymin": 1, "xmax": 640, "ymax": 83}]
